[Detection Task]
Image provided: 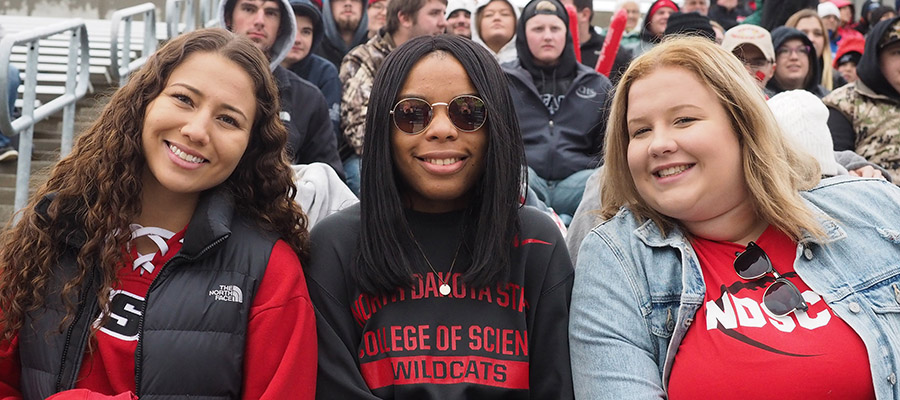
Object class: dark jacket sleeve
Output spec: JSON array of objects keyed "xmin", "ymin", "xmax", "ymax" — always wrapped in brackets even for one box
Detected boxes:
[
  {"xmin": 294, "ymin": 87, "xmax": 346, "ymax": 180},
  {"xmin": 827, "ymin": 105, "xmax": 856, "ymax": 151},
  {"xmin": 307, "ymin": 210, "xmax": 380, "ymax": 400},
  {"xmin": 522, "ymin": 208, "xmax": 576, "ymax": 399}
]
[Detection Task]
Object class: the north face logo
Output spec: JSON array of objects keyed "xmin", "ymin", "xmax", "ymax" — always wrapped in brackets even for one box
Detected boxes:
[
  {"xmin": 575, "ymin": 86, "xmax": 597, "ymax": 99},
  {"xmin": 209, "ymin": 285, "xmax": 243, "ymax": 303}
]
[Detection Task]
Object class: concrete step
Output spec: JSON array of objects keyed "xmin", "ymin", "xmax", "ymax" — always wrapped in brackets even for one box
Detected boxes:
[{"xmin": 0, "ymin": 205, "xmax": 15, "ymax": 226}]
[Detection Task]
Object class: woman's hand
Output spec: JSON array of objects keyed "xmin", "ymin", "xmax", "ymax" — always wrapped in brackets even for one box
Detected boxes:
[{"xmin": 849, "ymin": 165, "xmax": 886, "ymax": 179}]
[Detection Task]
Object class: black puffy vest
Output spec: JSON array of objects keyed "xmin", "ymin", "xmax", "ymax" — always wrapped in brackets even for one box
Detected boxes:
[{"xmin": 18, "ymin": 190, "xmax": 278, "ymax": 399}]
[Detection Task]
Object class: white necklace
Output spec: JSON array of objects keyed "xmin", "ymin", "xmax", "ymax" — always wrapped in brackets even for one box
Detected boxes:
[{"xmin": 411, "ymin": 238, "xmax": 464, "ymax": 296}]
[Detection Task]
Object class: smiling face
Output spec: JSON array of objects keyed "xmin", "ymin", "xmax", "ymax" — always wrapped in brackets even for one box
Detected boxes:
[
  {"xmin": 447, "ymin": 9, "xmax": 472, "ymax": 37},
  {"xmin": 774, "ymin": 38, "xmax": 811, "ymax": 89},
  {"xmin": 368, "ymin": 0, "xmax": 388, "ymax": 34},
  {"xmin": 391, "ymin": 52, "xmax": 487, "ymax": 213},
  {"xmin": 649, "ymin": 6, "xmax": 675, "ymax": 36},
  {"xmin": 626, "ymin": 66, "xmax": 751, "ymax": 232},
  {"xmin": 622, "ymin": 1, "xmax": 640, "ymax": 31},
  {"xmin": 142, "ymin": 52, "xmax": 255, "ymax": 204},
  {"xmin": 229, "ymin": 0, "xmax": 282, "ymax": 53},
  {"xmin": 525, "ymin": 14, "xmax": 567, "ymax": 66}
]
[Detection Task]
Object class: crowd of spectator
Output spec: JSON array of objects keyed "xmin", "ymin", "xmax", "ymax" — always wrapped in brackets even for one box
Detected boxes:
[{"xmin": 1, "ymin": 0, "xmax": 900, "ymax": 397}]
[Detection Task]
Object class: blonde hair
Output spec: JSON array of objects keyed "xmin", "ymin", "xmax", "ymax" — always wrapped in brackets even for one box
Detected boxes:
[
  {"xmin": 786, "ymin": 9, "xmax": 834, "ymax": 91},
  {"xmin": 535, "ymin": 0, "xmax": 558, "ymax": 12},
  {"xmin": 600, "ymin": 36, "xmax": 825, "ymax": 240}
]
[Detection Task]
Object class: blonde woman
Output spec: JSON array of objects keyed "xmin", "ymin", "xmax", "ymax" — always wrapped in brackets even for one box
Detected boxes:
[
  {"xmin": 786, "ymin": 8, "xmax": 839, "ymax": 90},
  {"xmin": 569, "ymin": 36, "xmax": 900, "ymax": 399}
]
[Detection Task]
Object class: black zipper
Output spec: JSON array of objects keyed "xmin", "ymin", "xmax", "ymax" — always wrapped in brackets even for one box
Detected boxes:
[
  {"xmin": 133, "ymin": 233, "xmax": 230, "ymax": 395},
  {"xmin": 55, "ymin": 267, "xmax": 96, "ymax": 392}
]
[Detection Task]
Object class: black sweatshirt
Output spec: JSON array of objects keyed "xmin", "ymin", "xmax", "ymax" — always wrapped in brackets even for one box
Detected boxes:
[{"xmin": 307, "ymin": 204, "xmax": 575, "ymax": 399}]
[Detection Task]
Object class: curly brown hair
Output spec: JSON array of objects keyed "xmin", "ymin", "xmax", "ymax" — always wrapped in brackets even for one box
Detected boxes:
[{"xmin": 0, "ymin": 28, "xmax": 309, "ymax": 341}]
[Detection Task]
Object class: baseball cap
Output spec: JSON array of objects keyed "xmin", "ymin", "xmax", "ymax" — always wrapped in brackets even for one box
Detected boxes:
[{"xmin": 722, "ymin": 24, "xmax": 776, "ymax": 62}]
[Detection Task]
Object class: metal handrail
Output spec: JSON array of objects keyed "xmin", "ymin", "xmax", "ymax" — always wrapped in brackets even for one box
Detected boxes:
[
  {"xmin": 110, "ymin": 3, "xmax": 158, "ymax": 86},
  {"xmin": 0, "ymin": 20, "xmax": 91, "ymax": 211},
  {"xmin": 200, "ymin": 0, "xmax": 221, "ymax": 28},
  {"xmin": 166, "ymin": 0, "xmax": 197, "ymax": 38}
]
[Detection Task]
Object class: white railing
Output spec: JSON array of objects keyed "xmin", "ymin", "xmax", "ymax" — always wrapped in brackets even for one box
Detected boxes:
[
  {"xmin": 0, "ymin": 19, "xmax": 91, "ymax": 211},
  {"xmin": 110, "ymin": 2, "xmax": 159, "ymax": 86},
  {"xmin": 166, "ymin": 0, "xmax": 197, "ymax": 38}
]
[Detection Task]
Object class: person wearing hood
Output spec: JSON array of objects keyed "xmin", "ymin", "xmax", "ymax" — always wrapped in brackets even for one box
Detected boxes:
[
  {"xmin": 282, "ymin": 0, "xmax": 355, "ymax": 183},
  {"xmin": 832, "ymin": 0, "xmax": 858, "ymax": 32},
  {"xmin": 767, "ymin": 26, "xmax": 829, "ymax": 98},
  {"xmin": 471, "ymin": 0, "xmax": 520, "ymax": 64},
  {"xmin": 824, "ymin": 17, "xmax": 900, "ymax": 181},
  {"xmin": 873, "ymin": 6, "xmax": 898, "ymax": 24},
  {"xmin": 626, "ymin": 0, "xmax": 678, "ymax": 57},
  {"xmin": 220, "ymin": 0, "xmax": 345, "ymax": 179},
  {"xmin": 503, "ymin": 0, "xmax": 612, "ymax": 223},
  {"xmin": 445, "ymin": 0, "xmax": 475, "ymax": 37},
  {"xmin": 317, "ymin": 0, "xmax": 369, "ymax": 67},
  {"xmin": 785, "ymin": 9, "xmax": 847, "ymax": 92},
  {"xmin": 856, "ymin": 0, "xmax": 885, "ymax": 35},
  {"xmin": 564, "ymin": 0, "xmax": 633, "ymax": 83},
  {"xmin": 833, "ymin": 35, "xmax": 865, "ymax": 84}
]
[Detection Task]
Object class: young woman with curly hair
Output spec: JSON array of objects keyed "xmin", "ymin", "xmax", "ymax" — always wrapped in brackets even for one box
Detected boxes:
[{"xmin": 0, "ymin": 28, "xmax": 316, "ymax": 399}]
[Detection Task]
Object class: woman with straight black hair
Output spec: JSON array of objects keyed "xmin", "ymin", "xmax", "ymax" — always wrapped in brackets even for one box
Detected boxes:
[{"xmin": 307, "ymin": 34, "xmax": 575, "ymax": 399}]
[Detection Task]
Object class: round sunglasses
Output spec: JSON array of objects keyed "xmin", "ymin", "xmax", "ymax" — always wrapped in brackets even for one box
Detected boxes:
[
  {"xmin": 390, "ymin": 95, "xmax": 488, "ymax": 135},
  {"xmin": 733, "ymin": 241, "xmax": 809, "ymax": 317}
]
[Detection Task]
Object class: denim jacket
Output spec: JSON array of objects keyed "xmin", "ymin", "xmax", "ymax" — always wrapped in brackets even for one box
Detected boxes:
[{"xmin": 569, "ymin": 176, "xmax": 900, "ymax": 399}]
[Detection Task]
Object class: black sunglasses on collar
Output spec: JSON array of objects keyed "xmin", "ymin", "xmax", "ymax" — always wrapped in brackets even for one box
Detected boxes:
[{"xmin": 733, "ymin": 241, "xmax": 809, "ymax": 317}]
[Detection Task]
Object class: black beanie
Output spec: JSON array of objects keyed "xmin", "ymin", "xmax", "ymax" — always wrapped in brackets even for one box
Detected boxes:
[
  {"xmin": 836, "ymin": 51, "xmax": 863, "ymax": 67},
  {"xmin": 664, "ymin": 12, "xmax": 716, "ymax": 41},
  {"xmin": 515, "ymin": 0, "xmax": 577, "ymax": 77}
]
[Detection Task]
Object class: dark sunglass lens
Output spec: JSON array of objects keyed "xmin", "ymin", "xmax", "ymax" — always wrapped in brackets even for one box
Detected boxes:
[
  {"xmin": 764, "ymin": 279, "xmax": 805, "ymax": 317},
  {"xmin": 394, "ymin": 99, "xmax": 432, "ymax": 134},
  {"xmin": 448, "ymin": 96, "xmax": 486, "ymax": 131},
  {"xmin": 734, "ymin": 243, "xmax": 771, "ymax": 280}
]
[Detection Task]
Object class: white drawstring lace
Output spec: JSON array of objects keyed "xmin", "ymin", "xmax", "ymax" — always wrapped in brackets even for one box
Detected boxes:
[{"xmin": 130, "ymin": 224, "xmax": 179, "ymax": 275}]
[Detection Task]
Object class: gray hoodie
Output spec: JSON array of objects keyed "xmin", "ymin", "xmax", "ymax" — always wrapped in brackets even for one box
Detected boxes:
[
  {"xmin": 316, "ymin": 0, "xmax": 369, "ymax": 67},
  {"xmin": 470, "ymin": 0, "xmax": 521, "ymax": 64},
  {"xmin": 218, "ymin": 0, "xmax": 346, "ymax": 179},
  {"xmin": 218, "ymin": 0, "xmax": 298, "ymax": 71}
]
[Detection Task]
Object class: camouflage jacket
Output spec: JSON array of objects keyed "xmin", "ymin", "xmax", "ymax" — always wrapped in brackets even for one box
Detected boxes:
[
  {"xmin": 339, "ymin": 31, "xmax": 396, "ymax": 156},
  {"xmin": 823, "ymin": 80, "xmax": 900, "ymax": 181}
]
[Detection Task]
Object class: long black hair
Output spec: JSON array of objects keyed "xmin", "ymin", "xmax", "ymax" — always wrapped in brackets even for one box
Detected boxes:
[{"xmin": 356, "ymin": 34, "xmax": 525, "ymax": 294}]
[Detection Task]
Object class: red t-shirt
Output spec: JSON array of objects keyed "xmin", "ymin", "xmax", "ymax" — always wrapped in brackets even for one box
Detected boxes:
[
  {"xmin": 668, "ymin": 226, "xmax": 875, "ymax": 399},
  {"xmin": 0, "ymin": 232, "xmax": 316, "ymax": 400}
]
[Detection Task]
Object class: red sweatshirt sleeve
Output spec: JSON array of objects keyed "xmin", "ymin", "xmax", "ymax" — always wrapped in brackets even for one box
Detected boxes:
[
  {"xmin": 241, "ymin": 240, "xmax": 317, "ymax": 399},
  {"xmin": 0, "ymin": 336, "xmax": 21, "ymax": 399}
]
